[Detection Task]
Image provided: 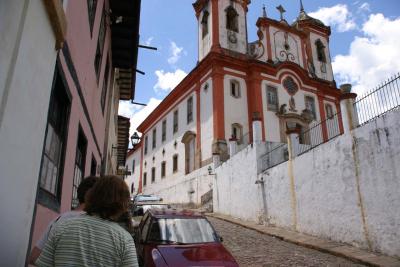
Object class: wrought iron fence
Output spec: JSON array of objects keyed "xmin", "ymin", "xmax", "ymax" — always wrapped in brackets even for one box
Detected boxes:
[
  {"xmin": 354, "ymin": 73, "xmax": 400, "ymax": 126},
  {"xmin": 294, "ymin": 112, "xmax": 341, "ymax": 156},
  {"xmin": 260, "ymin": 142, "xmax": 289, "ymax": 172}
]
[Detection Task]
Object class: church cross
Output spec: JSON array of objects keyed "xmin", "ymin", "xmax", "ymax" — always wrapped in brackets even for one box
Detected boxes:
[{"xmin": 276, "ymin": 4, "xmax": 286, "ymax": 21}]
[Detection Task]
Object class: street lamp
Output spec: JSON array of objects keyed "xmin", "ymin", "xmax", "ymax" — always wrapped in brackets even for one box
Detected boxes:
[{"xmin": 130, "ymin": 132, "xmax": 140, "ymax": 148}]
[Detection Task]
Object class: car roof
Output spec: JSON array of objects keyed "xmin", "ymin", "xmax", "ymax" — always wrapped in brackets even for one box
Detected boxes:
[{"xmin": 148, "ymin": 208, "xmax": 205, "ymax": 219}]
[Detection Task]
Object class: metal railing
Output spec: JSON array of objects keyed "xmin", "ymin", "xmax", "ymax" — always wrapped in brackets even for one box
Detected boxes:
[
  {"xmin": 294, "ymin": 112, "xmax": 341, "ymax": 156},
  {"xmin": 260, "ymin": 142, "xmax": 289, "ymax": 172},
  {"xmin": 354, "ymin": 73, "xmax": 400, "ymax": 126}
]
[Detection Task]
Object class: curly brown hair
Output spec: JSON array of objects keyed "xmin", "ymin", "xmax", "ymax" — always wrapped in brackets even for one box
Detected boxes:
[{"xmin": 84, "ymin": 175, "xmax": 130, "ymax": 220}]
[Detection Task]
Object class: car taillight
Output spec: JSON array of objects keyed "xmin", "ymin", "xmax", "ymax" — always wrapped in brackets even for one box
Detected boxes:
[{"xmin": 152, "ymin": 248, "xmax": 168, "ymax": 267}]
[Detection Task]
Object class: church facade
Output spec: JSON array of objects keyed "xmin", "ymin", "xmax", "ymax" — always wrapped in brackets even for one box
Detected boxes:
[{"xmin": 126, "ymin": 0, "xmax": 346, "ymax": 197}]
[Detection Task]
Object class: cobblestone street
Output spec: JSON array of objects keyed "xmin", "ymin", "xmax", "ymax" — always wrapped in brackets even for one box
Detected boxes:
[{"xmin": 208, "ymin": 217, "xmax": 366, "ymax": 267}]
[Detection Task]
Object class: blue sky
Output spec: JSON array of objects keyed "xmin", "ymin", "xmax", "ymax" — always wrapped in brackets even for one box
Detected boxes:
[{"xmin": 119, "ymin": 0, "xmax": 400, "ymax": 137}]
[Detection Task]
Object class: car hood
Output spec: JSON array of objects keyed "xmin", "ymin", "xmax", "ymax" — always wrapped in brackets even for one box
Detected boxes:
[{"xmin": 156, "ymin": 243, "xmax": 238, "ymax": 267}]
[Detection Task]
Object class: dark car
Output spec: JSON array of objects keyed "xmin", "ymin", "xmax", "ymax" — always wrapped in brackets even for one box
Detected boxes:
[{"xmin": 135, "ymin": 209, "xmax": 238, "ymax": 267}]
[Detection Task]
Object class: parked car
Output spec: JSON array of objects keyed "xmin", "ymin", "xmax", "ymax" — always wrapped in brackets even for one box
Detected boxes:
[
  {"xmin": 131, "ymin": 202, "xmax": 171, "ymax": 227},
  {"xmin": 132, "ymin": 194, "xmax": 163, "ymax": 203},
  {"xmin": 134, "ymin": 208, "xmax": 239, "ymax": 267}
]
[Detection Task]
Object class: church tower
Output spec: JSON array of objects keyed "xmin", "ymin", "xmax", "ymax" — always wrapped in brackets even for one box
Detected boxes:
[{"xmin": 193, "ymin": 0, "xmax": 250, "ymax": 62}]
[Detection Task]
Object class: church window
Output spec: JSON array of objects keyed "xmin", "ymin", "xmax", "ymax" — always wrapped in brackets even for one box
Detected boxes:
[
  {"xmin": 266, "ymin": 85, "xmax": 279, "ymax": 111},
  {"xmin": 325, "ymin": 103, "xmax": 334, "ymax": 119},
  {"xmin": 201, "ymin": 10, "xmax": 209, "ymax": 38},
  {"xmin": 187, "ymin": 97, "xmax": 193, "ymax": 124},
  {"xmin": 152, "ymin": 128, "xmax": 156, "ymax": 149},
  {"xmin": 161, "ymin": 161, "xmax": 166, "ymax": 178},
  {"xmin": 143, "ymin": 172, "xmax": 147, "ymax": 187},
  {"xmin": 305, "ymin": 96, "xmax": 317, "ymax": 120},
  {"xmin": 144, "ymin": 136, "xmax": 148, "ymax": 155},
  {"xmin": 315, "ymin": 39, "xmax": 326, "ymax": 63},
  {"xmin": 226, "ymin": 6, "xmax": 239, "ymax": 32},
  {"xmin": 173, "ymin": 110, "xmax": 179, "ymax": 134},
  {"xmin": 173, "ymin": 154, "xmax": 178, "ymax": 173},
  {"xmin": 151, "ymin": 167, "xmax": 156, "ymax": 183},
  {"xmin": 162, "ymin": 120, "xmax": 166, "ymax": 142},
  {"xmin": 231, "ymin": 123, "xmax": 243, "ymax": 144},
  {"xmin": 230, "ymin": 80, "xmax": 240, "ymax": 98}
]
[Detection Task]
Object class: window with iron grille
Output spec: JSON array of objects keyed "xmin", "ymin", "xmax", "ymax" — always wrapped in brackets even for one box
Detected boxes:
[
  {"xmin": 151, "ymin": 167, "xmax": 156, "ymax": 183},
  {"xmin": 162, "ymin": 120, "xmax": 166, "ymax": 142},
  {"xmin": 144, "ymin": 136, "xmax": 148, "ymax": 155},
  {"xmin": 94, "ymin": 7, "xmax": 106, "ymax": 80},
  {"xmin": 267, "ymin": 85, "xmax": 278, "ymax": 111},
  {"xmin": 161, "ymin": 161, "xmax": 166, "ymax": 178},
  {"xmin": 71, "ymin": 128, "xmax": 87, "ymax": 209},
  {"xmin": 38, "ymin": 67, "xmax": 70, "ymax": 211},
  {"xmin": 143, "ymin": 172, "xmax": 147, "ymax": 186},
  {"xmin": 173, "ymin": 154, "xmax": 178, "ymax": 173},
  {"xmin": 100, "ymin": 58, "xmax": 109, "ymax": 113},
  {"xmin": 152, "ymin": 128, "xmax": 157, "ymax": 149},
  {"xmin": 173, "ymin": 110, "xmax": 179, "ymax": 134},
  {"xmin": 87, "ymin": 0, "xmax": 98, "ymax": 36},
  {"xmin": 187, "ymin": 97, "xmax": 193, "ymax": 124}
]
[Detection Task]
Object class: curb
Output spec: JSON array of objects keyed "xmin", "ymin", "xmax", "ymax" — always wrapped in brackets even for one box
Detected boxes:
[{"xmin": 207, "ymin": 213, "xmax": 400, "ymax": 267}]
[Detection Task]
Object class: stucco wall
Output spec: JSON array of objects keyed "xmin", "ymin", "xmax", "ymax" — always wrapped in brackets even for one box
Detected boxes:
[
  {"xmin": 142, "ymin": 90, "xmax": 197, "ymax": 191},
  {"xmin": 218, "ymin": 0, "xmax": 247, "ymax": 55},
  {"xmin": 0, "ymin": 1, "xmax": 57, "ymax": 265},
  {"xmin": 200, "ymin": 78, "xmax": 214, "ymax": 162},
  {"xmin": 144, "ymin": 165, "xmax": 213, "ymax": 205},
  {"xmin": 270, "ymin": 26, "xmax": 303, "ymax": 67},
  {"xmin": 214, "ymin": 109, "xmax": 400, "ymax": 257}
]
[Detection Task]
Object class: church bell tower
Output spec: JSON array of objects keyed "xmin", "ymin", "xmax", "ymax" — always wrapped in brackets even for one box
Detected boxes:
[{"xmin": 193, "ymin": 0, "xmax": 250, "ymax": 62}]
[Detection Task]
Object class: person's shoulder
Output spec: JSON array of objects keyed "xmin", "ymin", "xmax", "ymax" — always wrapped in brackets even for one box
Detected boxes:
[{"xmin": 59, "ymin": 210, "xmax": 84, "ymax": 220}]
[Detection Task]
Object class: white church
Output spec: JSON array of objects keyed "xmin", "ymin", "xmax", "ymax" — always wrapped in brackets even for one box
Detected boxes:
[{"xmin": 125, "ymin": 0, "xmax": 349, "ymax": 200}]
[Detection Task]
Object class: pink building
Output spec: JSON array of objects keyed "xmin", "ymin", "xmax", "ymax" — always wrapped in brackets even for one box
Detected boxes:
[{"xmin": 29, "ymin": 0, "xmax": 140, "ymax": 261}]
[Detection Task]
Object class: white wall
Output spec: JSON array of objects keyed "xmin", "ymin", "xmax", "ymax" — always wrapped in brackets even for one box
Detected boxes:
[
  {"xmin": 145, "ymin": 165, "xmax": 213, "ymax": 205},
  {"xmin": 0, "ymin": 1, "xmax": 57, "ymax": 265},
  {"xmin": 269, "ymin": 26, "xmax": 303, "ymax": 66},
  {"xmin": 198, "ymin": 1, "xmax": 212, "ymax": 61},
  {"xmin": 214, "ymin": 109, "xmax": 400, "ymax": 257},
  {"xmin": 223, "ymin": 74, "xmax": 249, "ymax": 142},
  {"xmin": 218, "ymin": 0, "xmax": 247, "ymax": 54},
  {"xmin": 142, "ymin": 91, "xmax": 197, "ymax": 192},
  {"xmin": 125, "ymin": 148, "xmax": 141, "ymax": 196},
  {"xmin": 200, "ymin": 78, "xmax": 214, "ymax": 162}
]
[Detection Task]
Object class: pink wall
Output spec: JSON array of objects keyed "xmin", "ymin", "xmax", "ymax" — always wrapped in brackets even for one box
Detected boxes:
[{"xmin": 31, "ymin": 0, "xmax": 113, "ymax": 247}]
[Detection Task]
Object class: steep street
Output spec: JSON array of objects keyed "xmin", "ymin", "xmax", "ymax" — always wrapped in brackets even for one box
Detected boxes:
[{"xmin": 208, "ymin": 217, "xmax": 366, "ymax": 267}]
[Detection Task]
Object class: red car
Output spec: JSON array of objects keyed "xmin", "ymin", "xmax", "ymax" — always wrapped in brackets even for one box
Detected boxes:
[{"xmin": 134, "ymin": 208, "xmax": 238, "ymax": 267}]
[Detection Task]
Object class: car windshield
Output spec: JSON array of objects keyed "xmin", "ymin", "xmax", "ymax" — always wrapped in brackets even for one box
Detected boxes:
[{"xmin": 147, "ymin": 218, "xmax": 217, "ymax": 244}]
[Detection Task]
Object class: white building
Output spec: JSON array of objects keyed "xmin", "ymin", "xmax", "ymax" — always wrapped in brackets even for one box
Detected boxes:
[{"xmin": 129, "ymin": 0, "xmax": 346, "ymax": 204}]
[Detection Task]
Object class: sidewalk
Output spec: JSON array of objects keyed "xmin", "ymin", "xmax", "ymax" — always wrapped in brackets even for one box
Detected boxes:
[{"xmin": 207, "ymin": 213, "xmax": 400, "ymax": 267}]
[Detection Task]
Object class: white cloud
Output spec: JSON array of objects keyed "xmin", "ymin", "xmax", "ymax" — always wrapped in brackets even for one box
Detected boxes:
[
  {"xmin": 309, "ymin": 4, "xmax": 357, "ymax": 32},
  {"xmin": 154, "ymin": 69, "xmax": 187, "ymax": 92},
  {"xmin": 167, "ymin": 41, "xmax": 184, "ymax": 65},
  {"xmin": 144, "ymin": 37, "xmax": 154, "ymax": 46},
  {"xmin": 118, "ymin": 98, "xmax": 162, "ymax": 139},
  {"xmin": 333, "ymin": 13, "xmax": 400, "ymax": 96}
]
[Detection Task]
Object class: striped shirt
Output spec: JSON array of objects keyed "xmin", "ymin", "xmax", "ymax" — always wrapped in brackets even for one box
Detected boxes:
[{"xmin": 36, "ymin": 214, "xmax": 139, "ymax": 267}]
